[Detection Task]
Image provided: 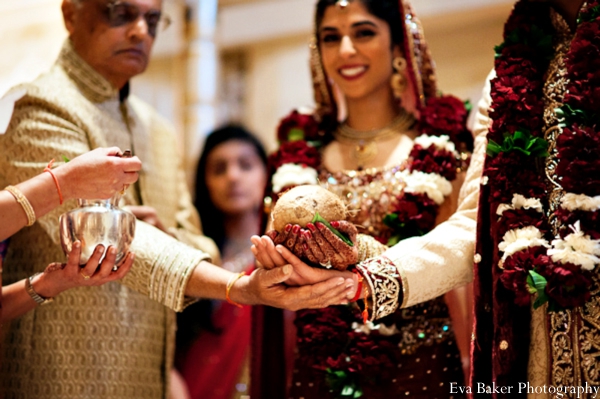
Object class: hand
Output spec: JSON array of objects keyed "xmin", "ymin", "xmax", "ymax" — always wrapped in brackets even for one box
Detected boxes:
[
  {"xmin": 242, "ymin": 264, "xmax": 356, "ymax": 311},
  {"xmin": 266, "ymin": 224, "xmax": 305, "ymax": 259},
  {"xmin": 127, "ymin": 205, "xmax": 172, "ymax": 235},
  {"xmin": 35, "ymin": 241, "xmax": 134, "ymax": 298},
  {"xmin": 252, "ymin": 234, "xmax": 354, "ymax": 286},
  {"xmin": 56, "ymin": 147, "xmax": 142, "ymax": 200},
  {"xmin": 267, "ymin": 221, "xmax": 358, "ymax": 270}
]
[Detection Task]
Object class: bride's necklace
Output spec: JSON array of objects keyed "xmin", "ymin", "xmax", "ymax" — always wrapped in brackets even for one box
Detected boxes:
[{"xmin": 333, "ymin": 110, "xmax": 415, "ymax": 170}]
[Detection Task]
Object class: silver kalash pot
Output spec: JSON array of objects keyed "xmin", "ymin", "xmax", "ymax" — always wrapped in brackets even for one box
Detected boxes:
[
  {"xmin": 59, "ymin": 150, "xmax": 136, "ymax": 265},
  {"xmin": 59, "ymin": 193, "xmax": 136, "ymax": 265}
]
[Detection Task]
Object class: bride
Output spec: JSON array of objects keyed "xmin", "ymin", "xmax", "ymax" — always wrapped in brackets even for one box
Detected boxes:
[{"xmin": 252, "ymin": 0, "xmax": 481, "ymax": 397}]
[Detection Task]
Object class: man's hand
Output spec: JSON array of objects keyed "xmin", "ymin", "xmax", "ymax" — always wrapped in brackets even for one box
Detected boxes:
[{"xmin": 238, "ymin": 265, "xmax": 355, "ymax": 311}]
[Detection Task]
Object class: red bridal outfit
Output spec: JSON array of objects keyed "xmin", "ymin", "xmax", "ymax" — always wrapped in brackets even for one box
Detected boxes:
[{"xmin": 254, "ymin": 1, "xmax": 479, "ymax": 398}]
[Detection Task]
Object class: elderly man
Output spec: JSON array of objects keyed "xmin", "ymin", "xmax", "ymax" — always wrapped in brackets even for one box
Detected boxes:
[{"xmin": 0, "ymin": 0, "xmax": 354, "ymax": 397}]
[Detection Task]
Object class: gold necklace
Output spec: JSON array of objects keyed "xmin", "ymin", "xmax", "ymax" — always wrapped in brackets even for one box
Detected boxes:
[{"xmin": 333, "ymin": 110, "xmax": 416, "ymax": 169}]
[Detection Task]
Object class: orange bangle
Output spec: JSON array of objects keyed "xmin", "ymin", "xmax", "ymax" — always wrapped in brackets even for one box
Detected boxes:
[
  {"xmin": 44, "ymin": 159, "xmax": 64, "ymax": 205},
  {"xmin": 225, "ymin": 271, "xmax": 246, "ymax": 308}
]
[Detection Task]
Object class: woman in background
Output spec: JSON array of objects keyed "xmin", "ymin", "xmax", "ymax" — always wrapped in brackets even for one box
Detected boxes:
[{"xmin": 175, "ymin": 126, "xmax": 268, "ymax": 399}]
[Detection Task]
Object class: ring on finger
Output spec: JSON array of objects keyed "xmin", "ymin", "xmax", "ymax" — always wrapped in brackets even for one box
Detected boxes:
[
  {"xmin": 80, "ymin": 271, "xmax": 91, "ymax": 280},
  {"xmin": 319, "ymin": 260, "xmax": 332, "ymax": 269}
]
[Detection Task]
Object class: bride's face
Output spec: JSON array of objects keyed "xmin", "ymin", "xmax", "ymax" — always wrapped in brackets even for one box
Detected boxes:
[{"xmin": 318, "ymin": 1, "xmax": 399, "ymax": 102}]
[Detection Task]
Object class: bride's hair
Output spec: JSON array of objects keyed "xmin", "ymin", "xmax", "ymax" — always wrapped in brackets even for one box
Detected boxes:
[{"xmin": 314, "ymin": 0, "xmax": 403, "ymax": 47}]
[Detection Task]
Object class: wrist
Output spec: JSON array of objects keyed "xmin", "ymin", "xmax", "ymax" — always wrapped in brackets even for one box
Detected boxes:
[
  {"xmin": 32, "ymin": 272, "xmax": 62, "ymax": 299},
  {"xmin": 26, "ymin": 273, "xmax": 57, "ymax": 305},
  {"xmin": 226, "ymin": 272, "xmax": 248, "ymax": 307},
  {"xmin": 52, "ymin": 164, "xmax": 74, "ymax": 201}
]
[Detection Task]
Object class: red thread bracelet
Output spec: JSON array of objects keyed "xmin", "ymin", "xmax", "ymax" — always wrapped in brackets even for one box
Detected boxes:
[
  {"xmin": 44, "ymin": 159, "xmax": 64, "ymax": 205},
  {"xmin": 350, "ymin": 269, "xmax": 364, "ymax": 302}
]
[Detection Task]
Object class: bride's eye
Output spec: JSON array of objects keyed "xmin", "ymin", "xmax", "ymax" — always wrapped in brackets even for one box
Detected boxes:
[
  {"xmin": 321, "ymin": 33, "xmax": 341, "ymax": 44},
  {"xmin": 354, "ymin": 29, "xmax": 376, "ymax": 40}
]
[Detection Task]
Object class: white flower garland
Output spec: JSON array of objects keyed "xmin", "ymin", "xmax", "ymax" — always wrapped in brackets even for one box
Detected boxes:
[
  {"xmin": 560, "ymin": 193, "xmax": 600, "ymax": 212},
  {"xmin": 414, "ymin": 134, "xmax": 457, "ymax": 153},
  {"xmin": 496, "ymin": 194, "xmax": 544, "ymax": 215},
  {"xmin": 400, "ymin": 169, "xmax": 452, "ymax": 205},
  {"xmin": 548, "ymin": 221, "xmax": 600, "ymax": 271},
  {"xmin": 498, "ymin": 226, "xmax": 549, "ymax": 263},
  {"xmin": 271, "ymin": 163, "xmax": 318, "ymax": 194}
]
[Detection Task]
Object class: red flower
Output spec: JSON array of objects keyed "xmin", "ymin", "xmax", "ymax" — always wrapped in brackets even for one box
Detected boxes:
[
  {"xmin": 496, "ymin": 208, "xmax": 548, "ymax": 238},
  {"xmin": 277, "ymin": 110, "xmax": 320, "ymax": 142},
  {"xmin": 541, "ymin": 262, "xmax": 593, "ymax": 309},
  {"xmin": 500, "ymin": 248, "xmax": 548, "ymax": 306},
  {"xmin": 409, "ymin": 145, "xmax": 458, "ymax": 180},
  {"xmin": 268, "ymin": 140, "xmax": 321, "ymax": 171},
  {"xmin": 417, "ymin": 95, "xmax": 471, "ymax": 147}
]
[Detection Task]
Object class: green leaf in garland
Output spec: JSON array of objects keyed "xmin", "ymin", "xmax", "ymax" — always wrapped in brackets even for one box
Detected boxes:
[
  {"xmin": 577, "ymin": 5, "xmax": 600, "ymax": 24},
  {"xmin": 325, "ymin": 369, "xmax": 363, "ymax": 399},
  {"xmin": 287, "ymin": 127, "xmax": 305, "ymax": 142},
  {"xmin": 555, "ymin": 104, "xmax": 597, "ymax": 129},
  {"xmin": 526, "ymin": 270, "xmax": 549, "ymax": 309},
  {"xmin": 464, "ymin": 99, "xmax": 473, "ymax": 114},
  {"xmin": 486, "ymin": 130, "xmax": 549, "ymax": 158},
  {"xmin": 311, "ymin": 211, "xmax": 354, "ymax": 247}
]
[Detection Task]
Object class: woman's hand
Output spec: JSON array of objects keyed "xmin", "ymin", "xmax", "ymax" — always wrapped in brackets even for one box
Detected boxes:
[
  {"xmin": 56, "ymin": 147, "xmax": 142, "ymax": 201},
  {"xmin": 34, "ymin": 241, "xmax": 134, "ymax": 298},
  {"xmin": 262, "ymin": 221, "xmax": 358, "ymax": 270},
  {"xmin": 302, "ymin": 221, "xmax": 358, "ymax": 270}
]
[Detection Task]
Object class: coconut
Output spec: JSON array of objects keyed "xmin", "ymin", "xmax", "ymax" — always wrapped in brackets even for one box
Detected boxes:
[{"xmin": 271, "ymin": 185, "xmax": 346, "ymax": 232}]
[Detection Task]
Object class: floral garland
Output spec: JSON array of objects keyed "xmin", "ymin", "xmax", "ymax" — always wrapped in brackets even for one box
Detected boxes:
[
  {"xmin": 485, "ymin": 0, "xmax": 600, "ymax": 311},
  {"xmin": 266, "ymin": 96, "xmax": 471, "ymax": 398},
  {"xmin": 267, "ymin": 96, "xmax": 471, "ymax": 246}
]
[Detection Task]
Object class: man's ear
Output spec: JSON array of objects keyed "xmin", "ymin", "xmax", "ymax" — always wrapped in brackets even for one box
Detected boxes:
[{"xmin": 62, "ymin": 0, "xmax": 77, "ymax": 35}]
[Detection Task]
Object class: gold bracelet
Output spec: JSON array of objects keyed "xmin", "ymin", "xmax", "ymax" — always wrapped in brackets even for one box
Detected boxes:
[
  {"xmin": 226, "ymin": 271, "xmax": 246, "ymax": 308},
  {"xmin": 5, "ymin": 185, "xmax": 36, "ymax": 226}
]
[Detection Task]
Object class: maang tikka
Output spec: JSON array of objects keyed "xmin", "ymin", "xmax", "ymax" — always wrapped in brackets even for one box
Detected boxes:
[{"xmin": 336, "ymin": 0, "xmax": 351, "ymax": 10}]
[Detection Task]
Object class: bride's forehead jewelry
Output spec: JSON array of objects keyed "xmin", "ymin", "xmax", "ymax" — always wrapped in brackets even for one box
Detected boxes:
[{"xmin": 336, "ymin": 0, "xmax": 351, "ymax": 10}]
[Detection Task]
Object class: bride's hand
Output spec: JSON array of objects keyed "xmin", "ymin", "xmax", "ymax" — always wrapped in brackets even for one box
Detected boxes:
[
  {"xmin": 302, "ymin": 221, "xmax": 358, "ymax": 270},
  {"xmin": 264, "ymin": 224, "xmax": 305, "ymax": 259}
]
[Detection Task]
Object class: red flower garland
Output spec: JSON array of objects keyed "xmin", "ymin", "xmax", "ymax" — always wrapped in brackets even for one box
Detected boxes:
[{"xmin": 486, "ymin": 0, "xmax": 600, "ymax": 310}]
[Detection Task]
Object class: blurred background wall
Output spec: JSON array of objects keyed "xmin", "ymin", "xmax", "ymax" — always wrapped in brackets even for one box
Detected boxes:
[{"xmin": 0, "ymin": 0, "xmax": 513, "ymax": 187}]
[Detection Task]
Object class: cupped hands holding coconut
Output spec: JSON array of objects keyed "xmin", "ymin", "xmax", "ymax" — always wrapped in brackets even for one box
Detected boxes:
[
  {"xmin": 270, "ymin": 185, "xmax": 358, "ymax": 270},
  {"xmin": 252, "ymin": 185, "xmax": 360, "ymax": 291}
]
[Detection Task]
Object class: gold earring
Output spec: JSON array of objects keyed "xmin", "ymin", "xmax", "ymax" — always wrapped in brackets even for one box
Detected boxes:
[{"xmin": 391, "ymin": 56, "xmax": 407, "ymax": 98}]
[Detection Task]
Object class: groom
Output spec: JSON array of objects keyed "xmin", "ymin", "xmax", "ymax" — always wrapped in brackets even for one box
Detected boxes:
[{"xmin": 471, "ymin": 0, "xmax": 600, "ymax": 397}]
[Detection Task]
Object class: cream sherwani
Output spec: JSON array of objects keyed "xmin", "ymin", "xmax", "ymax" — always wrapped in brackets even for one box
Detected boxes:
[{"xmin": 0, "ymin": 41, "xmax": 218, "ymax": 398}]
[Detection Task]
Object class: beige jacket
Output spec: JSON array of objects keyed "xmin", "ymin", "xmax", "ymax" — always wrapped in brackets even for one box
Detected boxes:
[{"xmin": 0, "ymin": 41, "xmax": 217, "ymax": 399}]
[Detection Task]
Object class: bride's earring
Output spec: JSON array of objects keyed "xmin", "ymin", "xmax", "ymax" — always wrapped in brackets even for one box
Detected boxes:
[{"xmin": 391, "ymin": 56, "xmax": 407, "ymax": 99}]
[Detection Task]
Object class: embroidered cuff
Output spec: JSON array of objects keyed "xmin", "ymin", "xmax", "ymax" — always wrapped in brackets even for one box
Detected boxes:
[{"xmin": 355, "ymin": 256, "xmax": 403, "ymax": 321}]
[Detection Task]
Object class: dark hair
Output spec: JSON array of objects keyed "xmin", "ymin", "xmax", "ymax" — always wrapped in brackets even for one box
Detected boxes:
[
  {"xmin": 193, "ymin": 124, "xmax": 268, "ymax": 250},
  {"xmin": 175, "ymin": 125, "xmax": 267, "ymax": 359},
  {"xmin": 315, "ymin": 0, "xmax": 403, "ymax": 46}
]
